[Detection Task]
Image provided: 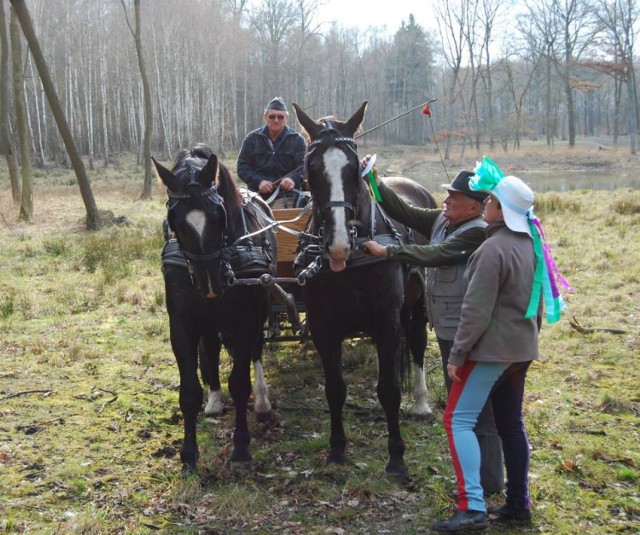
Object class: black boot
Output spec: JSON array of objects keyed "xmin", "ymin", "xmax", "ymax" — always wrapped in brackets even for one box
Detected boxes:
[
  {"xmin": 488, "ymin": 503, "xmax": 532, "ymax": 522},
  {"xmin": 432, "ymin": 510, "xmax": 488, "ymax": 532}
]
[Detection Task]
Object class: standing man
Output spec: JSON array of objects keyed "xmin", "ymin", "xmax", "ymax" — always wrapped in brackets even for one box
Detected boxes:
[
  {"xmin": 237, "ymin": 97, "xmax": 307, "ymax": 209},
  {"xmin": 362, "ymin": 162, "xmax": 504, "ymax": 495}
]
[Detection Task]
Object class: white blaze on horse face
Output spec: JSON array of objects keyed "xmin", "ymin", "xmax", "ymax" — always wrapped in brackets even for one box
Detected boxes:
[
  {"xmin": 185, "ymin": 209, "xmax": 216, "ymax": 297},
  {"xmin": 322, "ymin": 148, "xmax": 351, "ymax": 262},
  {"xmin": 185, "ymin": 209, "xmax": 206, "ymax": 242}
]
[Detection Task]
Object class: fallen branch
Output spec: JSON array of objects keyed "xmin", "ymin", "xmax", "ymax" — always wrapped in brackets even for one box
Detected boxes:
[
  {"xmin": 569, "ymin": 316, "xmax": 626, "ymax": 335},
  {"xmin": 1, "ymin": 389, "xmax": 54, "ymax": 401},
  {"xmin": 96, "ymin": 388, "xmax": 118, "ymax": 413}
]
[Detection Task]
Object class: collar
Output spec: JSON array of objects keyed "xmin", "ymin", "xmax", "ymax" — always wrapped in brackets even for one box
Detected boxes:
[
  {"xmin": 485, "ymin": 220, "xmax": 507, "ymax": 236},
  {"xmin": 446, "ymin": 213, "xmax": 485, "ymax": 235}
]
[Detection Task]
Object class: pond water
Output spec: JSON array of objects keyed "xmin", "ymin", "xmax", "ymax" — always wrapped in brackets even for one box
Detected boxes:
[
  {"xmin": 517, "ymin": 169, "xmax": 640, "ymax": 192},
  {"xmin": 416, "ymin": 169, "xmax": 639, "ymax": 195}
]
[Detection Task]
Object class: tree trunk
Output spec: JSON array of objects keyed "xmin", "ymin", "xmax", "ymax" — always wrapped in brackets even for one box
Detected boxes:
[
  {"xmin": 10, "ymin": 7, "xmax": 32, "ymax": 221},
  {"xmin": 121, "ymin": 0, "xmax": 153, "ymax": 199},
  {"xmin": 0, "ymin": 0, "xmax": 20, "ymax": 203},
  {"xmin": 9, "ymin": 0, "xmax": 101, "ymax": 230},
  {"xmin": 627, "ymin": 60, "xmax": 638, "ymax": 155}
]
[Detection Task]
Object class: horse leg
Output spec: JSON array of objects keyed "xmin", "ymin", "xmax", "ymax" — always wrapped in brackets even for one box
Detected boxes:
[
  {"xmin": 403, "ymin": 273, "xmax": 434, "ymax": 420},
  {"xmin": 314, "ymin": 336, "xmax": 347, "ymax": 465},
  {"xmin": 248, "ymin": 321, "xmax": 272, "ymax": 422},
  {"xmin": 199, "ymin": 333, "xmax": 223, "ymax": 417},
  {"xmin": 224, "ymin": 337, "xmax": 253, "ymax": 465},
  {"xmin": 164, "ymin": 267, "xmax": 203, "ymax": 473},
  {"xmin": 408, "ymin": 308, "xmax": 434, "ymax": 421},
  {"xmin": 171, "ymin": 327, "xmax": 203, "ymax": 473},
  {"xmin": 374, "ymin": 317, "xmax": 408, "ymax": 477},
  {"xmin": 252, "ymin": 356, "xmax": 272, "ymax": 422}
]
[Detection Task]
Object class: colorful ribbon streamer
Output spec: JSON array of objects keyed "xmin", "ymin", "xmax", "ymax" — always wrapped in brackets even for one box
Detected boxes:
[{"xmin": 525, "ymin": 212, "xmax": 572, "ymax": 323}]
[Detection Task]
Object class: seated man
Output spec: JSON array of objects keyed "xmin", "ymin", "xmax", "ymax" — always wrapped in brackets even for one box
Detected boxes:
[{"xmin": 237, "ymin": 97, "xmax": 307, "ymax": 209}]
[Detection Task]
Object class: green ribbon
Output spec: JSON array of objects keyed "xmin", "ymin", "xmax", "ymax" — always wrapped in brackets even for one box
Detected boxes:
[
  {"xmin": 525, "ymin": 221, "xmax": 545, "ymax": 319},
  {"xmin": 366, "ymin": 171, "xmax": 382, "ymax": 202}
]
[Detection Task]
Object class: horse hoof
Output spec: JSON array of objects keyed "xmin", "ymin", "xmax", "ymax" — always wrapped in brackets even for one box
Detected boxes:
[
  {"xmin": 205, "ymin": 391, "xmax": 224, "ymax": 417},
  {"xmin": 229, "ymin": 459, "xmax": 252, "ymax": 474},
  {"xmin": 385, "ymin": 459, "xmax": 409, "ymax": 480},
  {"xmin": 326, "ymin": 452, "xmax": 347, "ymax": 465},
  {"xmin": 409, "ymin": 411, "xmax": 435, "ymax": 423},
  {"xmin": 256, "ymin": 410, "xmax": 273, "ymax": 424},
  {"xmin": 385, "ymin": 465, "xmax": 410, "ymax": 484},
  {"xmin": 180, "ymin": 450, "xmax": 199, "ymax": 473},
  {"xmin": 181, "ymin": 463, "xmax": 198, "ymax": 478}
]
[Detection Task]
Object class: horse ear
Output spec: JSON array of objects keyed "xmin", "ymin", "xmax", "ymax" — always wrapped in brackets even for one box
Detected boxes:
[
  {"xmin": 344, "ymin": 101, "xmax": 368, "ymax": 137},
  {"xmin": 292, "ymin": 103, "xmax": 322, "ymax": 140},
  {"xmin": 197, "ymin": 154, "xmax": 218, "ymax": 188},
  {"xmin": 152, "ymin": 157, "xmax": 179, "ymax": 191}
]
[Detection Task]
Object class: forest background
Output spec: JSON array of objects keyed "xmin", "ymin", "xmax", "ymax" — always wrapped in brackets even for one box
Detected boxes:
[{"xmin": 1, "ymin": 0, "xmax": 640, "ymax": 178}]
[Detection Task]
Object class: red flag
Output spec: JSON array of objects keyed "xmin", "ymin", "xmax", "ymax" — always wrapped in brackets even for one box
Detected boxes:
[{"xmin": 422, "ymin": 104, "xmax": 431, "ymax": 116}]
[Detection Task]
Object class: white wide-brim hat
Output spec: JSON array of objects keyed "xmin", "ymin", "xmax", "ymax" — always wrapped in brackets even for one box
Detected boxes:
[{"xmin": 488, "ymin": 176, "xmax": 534, "ymax": 235}]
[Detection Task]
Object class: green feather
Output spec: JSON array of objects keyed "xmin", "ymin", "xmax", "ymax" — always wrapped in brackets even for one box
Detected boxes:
[{"xmin": 470, "ymin": 155, "xmax": 505, "ymax": 192}]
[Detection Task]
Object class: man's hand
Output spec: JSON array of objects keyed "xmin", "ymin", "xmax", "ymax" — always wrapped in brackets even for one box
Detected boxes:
[
  {"xmin": 280, "ymin": 177, "xmax": 295, "ymax": 191},
  {"xmin": 447, "ymin": 363, "xmax": 462, "ymax": 383},
  {"xmin": 259, "ymin": 180, "xmax": 275, "ymax": 194},
  {"xmin": 361, "ymin": 154, "xmax": 380, "ymax": 185},
  {"xmin": 362, "ymin": 240, "xmax": 387, "ymax": 257}
]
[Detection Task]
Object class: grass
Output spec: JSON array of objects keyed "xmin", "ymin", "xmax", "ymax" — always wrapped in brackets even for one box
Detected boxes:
[{"xmin": 1, "ymin": 151, "xmax": 639, "ymax": 533}]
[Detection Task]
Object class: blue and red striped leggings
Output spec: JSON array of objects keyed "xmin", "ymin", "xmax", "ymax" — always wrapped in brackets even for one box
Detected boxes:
[{"xmin": 443, "ymin": 360, "xmax": 532, "ymax": 512}]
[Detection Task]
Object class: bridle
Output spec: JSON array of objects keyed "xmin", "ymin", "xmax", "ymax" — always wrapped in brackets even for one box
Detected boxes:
[
  {"xmin": 304, "ymin": 121, "xmax": 361, "ymax": 249},
  {"xmin": 166, "ymin": 167, "xmax": 229, "ymax": 264}
]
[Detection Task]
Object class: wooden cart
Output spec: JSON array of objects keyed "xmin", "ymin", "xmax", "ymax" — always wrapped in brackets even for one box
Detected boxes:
[{"xmin": 265, "ymin": 207, "xmax": 312, "ymax": 342}]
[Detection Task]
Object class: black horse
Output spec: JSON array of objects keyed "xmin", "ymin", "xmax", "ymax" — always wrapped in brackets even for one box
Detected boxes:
[
  {"xmin": 154, "ymin": 144, "xmax": 276, "ymax": 472},
  {"xmin": 292, "ymin": 102, "xmax": 437, "ymax": 478}
]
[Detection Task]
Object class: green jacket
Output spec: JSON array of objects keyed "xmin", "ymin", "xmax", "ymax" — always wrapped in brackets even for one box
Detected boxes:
[
  {"xmin": 378, "ymin": 181, "xmax": 485, "ymax": 268},
  {"xmin": 377, "ymin": 180, "xmax": 486, "ymax": 340}
]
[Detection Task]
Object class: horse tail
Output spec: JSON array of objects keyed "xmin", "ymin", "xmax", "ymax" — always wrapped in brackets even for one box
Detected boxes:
[
  {"xmin": 398, "ymin": 265, "xmax": 428, "ymax": 393},
  {"xmin": 397, "ymin": 332, "xmax": 413, "ymax": 393},
  {"xmin": 197, "ymin": 338, "xmax": 211, "ymax": 387}
]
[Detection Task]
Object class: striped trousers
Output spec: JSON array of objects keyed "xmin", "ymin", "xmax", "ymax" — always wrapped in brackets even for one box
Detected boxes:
[{"xmin": 443, "ymin": 360, "xmax": 532, "ymax": 512}]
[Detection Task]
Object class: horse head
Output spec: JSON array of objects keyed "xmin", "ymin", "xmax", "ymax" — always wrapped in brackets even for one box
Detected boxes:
[
  {"xmin": 153, "ymin": 144, "xmax": 232, "ymax": 299},
  {"xmin": 293, "ymin": 101, "xmax": 369, "ymax": 272}
]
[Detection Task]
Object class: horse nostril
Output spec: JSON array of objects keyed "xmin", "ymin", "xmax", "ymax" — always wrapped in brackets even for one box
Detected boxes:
[{"xmin": 328, "ymin": 243, "xmax": 350, "ymax": 261}]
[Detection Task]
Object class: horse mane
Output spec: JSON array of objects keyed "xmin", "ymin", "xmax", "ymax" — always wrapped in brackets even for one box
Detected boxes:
[{"xmin": 215, "ymin": 161, "xmax": 243, "ymax": 226}]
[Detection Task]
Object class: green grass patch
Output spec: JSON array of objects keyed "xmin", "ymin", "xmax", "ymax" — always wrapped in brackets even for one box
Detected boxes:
[{"xmin": 0, "ymin": 172, "xmax": 639, "ymax": 533}]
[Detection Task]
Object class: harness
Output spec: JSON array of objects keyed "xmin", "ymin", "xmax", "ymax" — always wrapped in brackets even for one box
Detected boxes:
[{"xmin": 163, "ymin": 168, "xmax": 275, "ymax": 289}]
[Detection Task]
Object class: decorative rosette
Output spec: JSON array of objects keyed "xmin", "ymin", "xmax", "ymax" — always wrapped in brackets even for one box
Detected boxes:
[{"xmin": 470, "ymin": 155, "xmax": 505, "ymax": 193}]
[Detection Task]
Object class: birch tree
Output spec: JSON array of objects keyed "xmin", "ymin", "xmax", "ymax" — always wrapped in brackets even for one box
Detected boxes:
[
  {"xmin": 0, "ymin": 0, "xmax": 20, "ymax": 202},
  {"xmin": 120, "ymin": 0, "xmax": 153, "ymax": 199},
  {"xmin": 10, "ymin": 5, "xmax": 32, "ymax": 221}
]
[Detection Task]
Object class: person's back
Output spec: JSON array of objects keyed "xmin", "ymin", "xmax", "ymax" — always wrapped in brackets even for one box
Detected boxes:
[{"xmin": 237, "ymin": 97, "xmax": 306, "ymax": 209}]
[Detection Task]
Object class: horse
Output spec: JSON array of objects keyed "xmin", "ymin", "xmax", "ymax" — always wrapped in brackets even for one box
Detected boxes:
[
  {"xmin": 291, "ymin": 101, "xmax": 437, "ymax": 478},
  {"xmin": 153, "ymin": 144, "xmax": 277, "ymax": 473}
]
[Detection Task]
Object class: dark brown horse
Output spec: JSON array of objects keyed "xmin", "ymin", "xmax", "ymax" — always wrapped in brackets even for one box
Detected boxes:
[
  {"xmin": 154, "ymin": 144, "xmax": 276, "ymax": 472},
  {"xmin": 292, "ymin": 102, "xmax": 437, "ymax": 478}
]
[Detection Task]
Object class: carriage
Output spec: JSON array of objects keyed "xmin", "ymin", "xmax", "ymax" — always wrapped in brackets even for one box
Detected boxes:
[
  {"xmin": 156, "ymin": 102, "xmax": 438, "ymax": 475},
  {"xmin": 263, "ymin": 206, "xmax": 312, "ymax": 342}
]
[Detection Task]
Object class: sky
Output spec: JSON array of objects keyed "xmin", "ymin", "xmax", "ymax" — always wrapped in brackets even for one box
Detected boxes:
[{"xmin": 315, "ymin": 0, "xmax": 438, "ymax": 36}]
